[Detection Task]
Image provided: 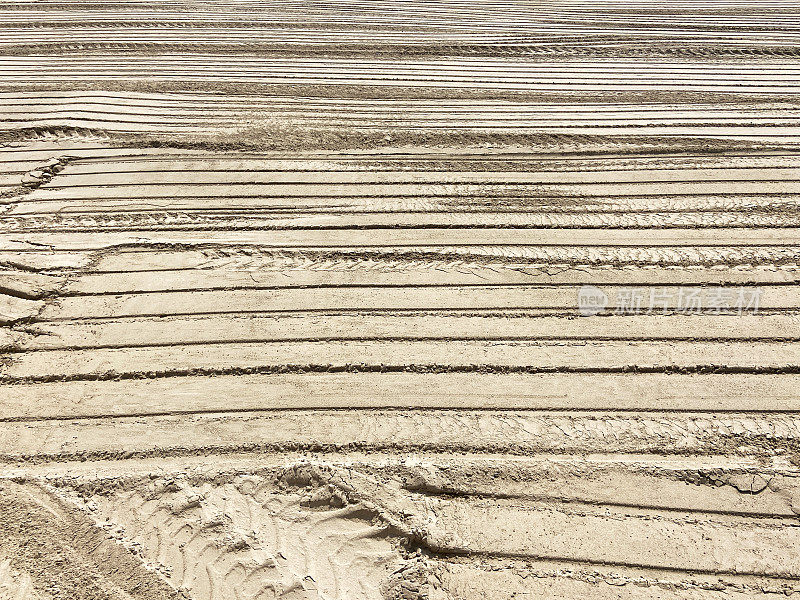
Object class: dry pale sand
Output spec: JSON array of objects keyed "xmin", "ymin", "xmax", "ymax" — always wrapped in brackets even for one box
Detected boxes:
[{"xmin": 2, "ymin": 1, "xmax": 800, "ymax": 599}]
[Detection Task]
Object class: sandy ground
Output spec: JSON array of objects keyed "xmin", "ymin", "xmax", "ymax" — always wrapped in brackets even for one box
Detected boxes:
[{"xmin": 2, "ymin": 1, "xmax": 800, "ymax": 599}]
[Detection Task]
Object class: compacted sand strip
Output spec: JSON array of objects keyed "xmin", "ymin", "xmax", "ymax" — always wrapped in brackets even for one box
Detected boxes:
[{"xmin": 3, "ymin": 372, "xmax": 800, "ymax": 417}]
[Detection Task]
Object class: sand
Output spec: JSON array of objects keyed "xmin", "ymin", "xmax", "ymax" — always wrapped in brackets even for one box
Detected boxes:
[{"xmin": 2, "ymin": 1, "xmax": 800, "ymax": 599}]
